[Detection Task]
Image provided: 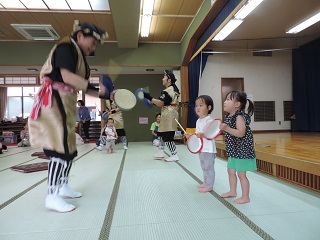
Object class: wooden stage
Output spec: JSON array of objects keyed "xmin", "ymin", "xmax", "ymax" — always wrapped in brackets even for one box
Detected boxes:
[{"xmin": 215, "ymin": 132, "xmax": 320, "ymax": 193}]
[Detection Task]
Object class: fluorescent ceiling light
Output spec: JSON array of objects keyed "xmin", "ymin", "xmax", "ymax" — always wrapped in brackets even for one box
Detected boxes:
[
  {"xmin": 141, "ymin": 15, "xmax": 152, "ymax": 37},
  {"xmin": 212, "ymin": 0, "xmax": 262, "ymax": 42},
  {"xmin": 140, "ymin": 0, "xmax": 155, "ymax": 37},
  {"xmin": 44, "ymin": 0, "xmax": 70, "ymax": 10},
  {"xmin": 20, "ymin": 0, "xmax": 48, "ymax": 9},
  {"xmin": 67, "ymin": 0, "xmax": 91, "ymax": 10},
  {"xmin": 0, "ymin": 0, "xmax": 25, "ymax": 9},
  {"xmin": 90, "ymin": 0, "xmax": 110, "ymax": 11},
  {"xmin": 143, "ymin": 0, "xmax": 155, "ymax": 15},
  {"xmin": 234, "ymin": 0, "xmax": 263, "ymax": 20},
  {"xmin": 213, "ymin": 19, "xmax": 243, "ymax": 41},
  {"xmin": 286, "ymin": 11, "xmax": 320, "ymax": 34},
  {"xmin": 34, "ymin": 38, "xmax": 55, "ymax": 41}
]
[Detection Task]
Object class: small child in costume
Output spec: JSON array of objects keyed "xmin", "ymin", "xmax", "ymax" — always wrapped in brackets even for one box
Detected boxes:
[
  {"xmin": 96, "ymin": 118, "xmax": 118, "ymax": 153},
  {"xmin": 104, "ymin": 118, "xmax": 118, "ymax": 154}
]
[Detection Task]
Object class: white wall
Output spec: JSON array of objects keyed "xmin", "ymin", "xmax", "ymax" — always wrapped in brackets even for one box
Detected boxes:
[{"xmin": 199, "ymin": 51, "xmax": 292, "ymax": 130}]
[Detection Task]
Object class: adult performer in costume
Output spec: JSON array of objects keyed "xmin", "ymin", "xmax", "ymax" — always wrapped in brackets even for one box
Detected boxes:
[
  {"xmin": 143, "ymin": 70, "xmax": 180, "ymax": 162},
  {"xmin": 28, "ymin": 20, "xmax": 109, "ymax": 213}
]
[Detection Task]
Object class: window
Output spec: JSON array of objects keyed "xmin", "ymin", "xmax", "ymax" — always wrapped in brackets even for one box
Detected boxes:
[
  {"xmin": 76, "ymin": 90, "xmax": 102, "ymax": 122},
  {"xmin": 254, "ymin": 101, "xmax": 275, "ymax": 122},
  {"xmin": 6, "ymin": 86, "xmax": 40, "ymax": 119}
]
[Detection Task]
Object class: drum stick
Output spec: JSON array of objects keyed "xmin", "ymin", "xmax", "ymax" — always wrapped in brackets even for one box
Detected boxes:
[{"xmin": 174, "ymin": 118, "xmax": 187, "ymax": 134}]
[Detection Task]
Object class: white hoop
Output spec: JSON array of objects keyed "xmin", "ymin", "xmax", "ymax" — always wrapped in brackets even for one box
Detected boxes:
[
  {"xmin": 203, "ymin": 118, "xmax": 222, "ymax": 140},
  {"xmin": 186, "ymin": 134, "xmax": 203, "ymax": 154}
]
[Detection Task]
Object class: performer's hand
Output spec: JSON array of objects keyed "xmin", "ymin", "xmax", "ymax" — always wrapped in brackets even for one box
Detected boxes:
[
  {"xmin": 143, "ymin": 92, "xmax": 153, "ymax": 101},
  {"xmin": 98, "ymin": 82, "xmax": 110, "ymax": 99}
]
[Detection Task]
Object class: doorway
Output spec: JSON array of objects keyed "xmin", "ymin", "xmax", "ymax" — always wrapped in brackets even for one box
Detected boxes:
[{"xmin": 221, "ymin": 78, "xmax": 244, "ymax": 118}]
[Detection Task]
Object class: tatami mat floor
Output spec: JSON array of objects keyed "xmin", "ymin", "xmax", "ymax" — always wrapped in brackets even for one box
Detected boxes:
[{"xmin": 0, "ymin": 142, "xmax": 319, "ymax": 240}]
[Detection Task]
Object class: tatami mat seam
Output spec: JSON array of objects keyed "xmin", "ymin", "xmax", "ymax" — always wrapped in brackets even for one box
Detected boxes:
[
  {"xmin": 98, "ymin": 150, "xmax": 127, "ymax": 240},
  {"xmin": 175, "ymin": 161, "xmax": 275, "ymax": 240},
  {"xmin": 0, "ymin": 148, "xmax": 95, "ymax": 211},
  {"xmin": 0, "ymin": 149, "xmax": 36, "ymax": 158}
]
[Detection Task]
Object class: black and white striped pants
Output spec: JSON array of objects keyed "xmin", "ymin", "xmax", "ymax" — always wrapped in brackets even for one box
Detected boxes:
[{"xmin": 47, "ymin": 157, "xmax": 72, "ymax": 194}]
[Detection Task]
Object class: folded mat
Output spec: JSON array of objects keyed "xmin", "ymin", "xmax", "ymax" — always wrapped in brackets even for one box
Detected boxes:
[
  {"xmin": 10, "ymin": 162, "xmax": 48, "ymax": 173},
  {"xmin": 31, "ymin": 152, "xmax": 45, "ymax": 156},
  {"xmin": 38, "ymin": 154, "xmax": 50, "ymax": 160}
]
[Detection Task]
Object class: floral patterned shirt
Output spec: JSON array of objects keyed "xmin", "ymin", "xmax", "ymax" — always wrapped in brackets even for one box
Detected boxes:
[{"xmin": 224, "ymin": 110, "xmax": 256, "ymax": 159}]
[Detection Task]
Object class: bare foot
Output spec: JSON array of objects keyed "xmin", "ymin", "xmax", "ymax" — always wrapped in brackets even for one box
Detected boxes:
[
  {"xmin": 107, "ymin": 150, "xmax": 111, "ymax": 154},
  {"xmin": 198, "ymin": 186, "xmax": 212, "ymax": 193},
  {"xmin": 197, "ymin": 184, "xmax": 206, "ymax": 188},
  {"xmin": 233, "ymin": 196, "xmax": 250, "ymax": 204},
  {"xmin": 221, "ymin": 191, "xmax": 237, "ymax": 198}
]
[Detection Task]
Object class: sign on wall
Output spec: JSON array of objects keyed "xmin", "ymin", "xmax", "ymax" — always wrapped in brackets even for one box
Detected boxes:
[{"xmin": 139, "ymin": 117, "xmax": 148, "ymax": 124}]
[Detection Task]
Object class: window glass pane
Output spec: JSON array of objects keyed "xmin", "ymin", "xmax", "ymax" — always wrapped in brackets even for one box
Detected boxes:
[
  {"xmin": 77, "ymin": 91, "xmax": 83, "ymax": 101},
  {"xmin": 85, "ymin": 94, "xmax": 101, "ymax": 121},
  {"xmin": 23, "ymin": 96, "xmax": 35, "ymax": 118},
  {"xmin": 76, "ymin": 91, "xmax": 83, "ymax": 122},
  {"xmin": 23, "ymin": 87, "xmax": 40, "ymax": 96},
  {"xmin": 8, "ymin": 97, "xmax": 22, "ymax": 118},
  {"xmin": 7, "ymin": 87, "xmax": 22, "ymax": 96}
]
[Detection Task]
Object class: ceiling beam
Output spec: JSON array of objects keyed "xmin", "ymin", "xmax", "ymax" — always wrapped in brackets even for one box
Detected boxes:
[{"xmin": 109, "ymin": 0, "xmax": 141, "ymax": 48}]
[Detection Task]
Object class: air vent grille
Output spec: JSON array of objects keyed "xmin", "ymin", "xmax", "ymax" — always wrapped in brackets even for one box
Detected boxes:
[
  {"xmin": 11, "ymin": 24, "xmax": 60, "ymax": 40},
  {"xmin": 253, "ymin": 51, "xmax": 272, "ymax": 57},
  {"xmin": 254, "ymin": 101, "xmax": 275, "ymax": 122}
]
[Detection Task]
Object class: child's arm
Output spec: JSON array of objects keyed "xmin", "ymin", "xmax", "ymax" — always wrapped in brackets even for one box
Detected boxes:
[
  {"xmin": 195, "ymin": 132, "xmax": 204, "ymax": 138},
  {"xmin": 220, "ymin": 115, "xmax": 246, "ymax": 138},
  {"xmin": 113, "ymin": 127, "xmax": 118, "ymax": 138}
]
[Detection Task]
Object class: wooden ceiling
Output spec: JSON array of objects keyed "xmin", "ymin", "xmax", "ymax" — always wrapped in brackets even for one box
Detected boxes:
[
  {"xmin": 204, "ymin": 0, "xmax": 320, "ymax": 52},
  {"xmin": 1, "ymin": 0, "xmax": 320, "ymax": 75},
  {"xmin": 0, "ymin": 0, "xmax": 205, "ymax": 46}
]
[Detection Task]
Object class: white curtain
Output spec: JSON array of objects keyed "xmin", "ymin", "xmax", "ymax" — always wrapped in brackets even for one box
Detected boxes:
[{"xmin": 0, "ymin": 87, "xmax": 7, "ymax": 120}]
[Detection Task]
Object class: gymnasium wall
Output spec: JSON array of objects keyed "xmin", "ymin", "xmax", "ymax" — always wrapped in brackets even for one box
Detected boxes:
[
  {"xmin": 199, "ymin": 51, "xmax": 292, "ymax": 131},
  {"xmin": 110, "ymin": 74, "xmax": 164, "ymax": 142}
]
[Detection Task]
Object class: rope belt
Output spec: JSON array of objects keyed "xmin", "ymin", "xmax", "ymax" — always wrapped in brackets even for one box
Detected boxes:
[{"xmin": 30, "ymin": 77, "xmax": 77, "ymax": 120}]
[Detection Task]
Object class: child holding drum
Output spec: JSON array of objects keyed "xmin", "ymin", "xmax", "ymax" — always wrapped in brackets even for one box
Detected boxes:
[
  {"xmin": 188, "ymin": 95, "xmax": 217, "ymax": 193},
  {"xmin": 219, "ymin": 90, "xmax": 256, "ymax": 204}
]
